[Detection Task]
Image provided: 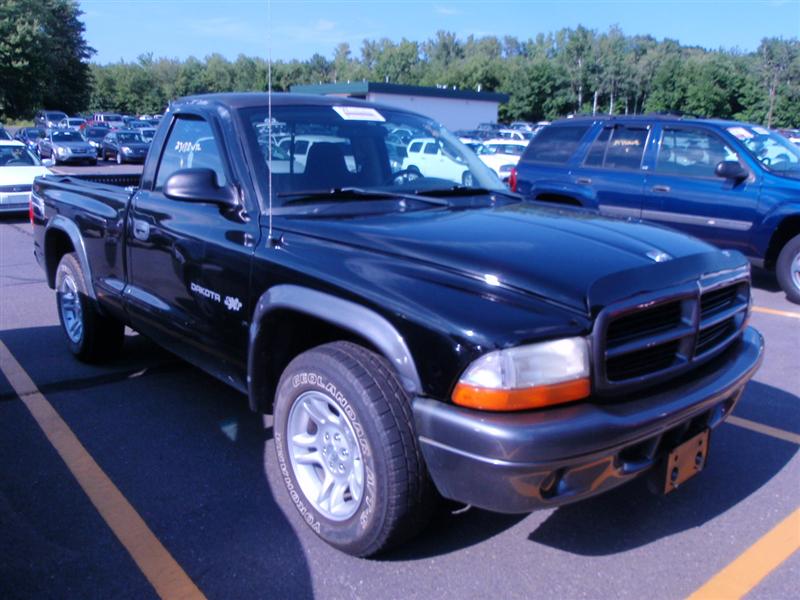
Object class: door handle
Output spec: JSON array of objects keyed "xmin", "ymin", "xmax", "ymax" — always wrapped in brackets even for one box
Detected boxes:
[
  {"xmin": 576, "ymin": 177, "xmax": 592, "ymax": 185},
  {"xmin": 651, "ymin": 185, "xmax": 671, "ymax": 193},
  {"xmin": 132, "ymin": 219, "xmax": 150, "ymax": 241}
]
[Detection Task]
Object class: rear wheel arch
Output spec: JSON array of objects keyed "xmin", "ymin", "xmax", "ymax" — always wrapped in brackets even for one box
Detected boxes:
[
  {"xmin": 44, "ymin": 217, "xmax": 96, "ymax": 299},
  {"xmin": 534, "ymin": 193, "xmax": 584, "ymax": 207},
  {"xmin": 247, "ymin": 285, "xmax": 422, "ymax": 414}
]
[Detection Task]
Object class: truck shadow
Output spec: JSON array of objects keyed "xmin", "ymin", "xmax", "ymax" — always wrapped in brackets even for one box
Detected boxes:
[
  {"xmin": 751, "ymin": 267, "xmax": 782, "ymax": 293},
  {"xmin": 0, "ymin": 326, "xmax": 315, "ymax": 600},
  {"xmin": 527, "ymin": 380, "xmax": 798, "ymax": 556}
]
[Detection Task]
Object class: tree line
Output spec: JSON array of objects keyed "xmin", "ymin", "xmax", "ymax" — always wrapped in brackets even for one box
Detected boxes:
[{"xmin": 2, "ymin": 1, "xmax": 799, "ymax": 128}]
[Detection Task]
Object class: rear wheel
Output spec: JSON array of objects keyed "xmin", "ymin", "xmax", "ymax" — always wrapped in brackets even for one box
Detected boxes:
[
  {"xmin": 55, "ymin": 253, "xmax": 124, "ymax": 362},
  {"xmin": 272, "ymin": 341, "xmax": 435, "ymax": 556},
  {"xmin": 776, "ymin": 233, "xmax": 800, "ymax": 304}
]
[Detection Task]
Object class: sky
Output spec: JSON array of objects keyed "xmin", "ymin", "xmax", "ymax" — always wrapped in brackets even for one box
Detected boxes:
[{"xmin": 79, "ymin": 0, "xmax": 800, "ymax": 64}]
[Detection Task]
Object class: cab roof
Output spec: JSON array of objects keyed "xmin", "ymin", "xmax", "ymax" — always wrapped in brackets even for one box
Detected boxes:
[{"xmin": 171, "ymin": 92, "xmax": 414, "ymax": 114}]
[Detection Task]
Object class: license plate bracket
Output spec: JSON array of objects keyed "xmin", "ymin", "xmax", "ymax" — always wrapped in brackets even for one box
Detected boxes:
[{"xmin": 663, "ymin": 429, "xmax": 710, "ymax": 494}]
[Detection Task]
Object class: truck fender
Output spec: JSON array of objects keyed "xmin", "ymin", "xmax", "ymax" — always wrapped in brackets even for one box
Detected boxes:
[
  {"xmin": 247, "ymin": 284, "xmax": 422, "ymax": 412},
  {"xmin": 45, "ymin": 215, "xmax": 96, "ymax": 300}
]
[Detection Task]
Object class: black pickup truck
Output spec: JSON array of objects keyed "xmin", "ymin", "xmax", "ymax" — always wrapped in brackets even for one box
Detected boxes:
[{"xmin": 32, "ymin": 94, "xmax": 763, "ymax": 557}]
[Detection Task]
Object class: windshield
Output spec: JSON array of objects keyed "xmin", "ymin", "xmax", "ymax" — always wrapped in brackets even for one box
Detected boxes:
[
  {"xmin": 85, "ymin": 127, "xmax": 107, "ymax": 138},
  {"xmin": 727, "ymin": 125, "xmax": 800, "ymax": 177},
  {"xmin": 52, "ymin": 130, "xmax": 83, "ymax": 142},
  {"xmin": 118, "ymin": 132, "xmax": 144, "ymax": 143},
  {"xmin": 242, "ymin": 104, "xmax": 503, "ymax": 206},
  {"xmin": 47, "ymin": 112, "xmax": 67, "ymax": 121},
  {"xmin": 0, "ymin": 145, "xmax": 40, "ymax": 167},
  {"xmin": 141, "ymin": 129, "xmax": 155, "ymax": 141},
  {"xmin": 25, "ymin": 128, "xmax": 44, "ymax": 139}
]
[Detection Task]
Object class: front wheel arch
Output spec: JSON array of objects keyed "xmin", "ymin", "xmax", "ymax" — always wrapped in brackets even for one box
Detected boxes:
[{"xmin": 247, "ymin": 285, "xmax": 422, "ymax": 414}]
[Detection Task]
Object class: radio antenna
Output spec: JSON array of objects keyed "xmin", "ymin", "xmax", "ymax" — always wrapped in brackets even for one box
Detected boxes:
[{"xmin": 267, "ymin": 0, "xmax": 274, "ymax": 243}]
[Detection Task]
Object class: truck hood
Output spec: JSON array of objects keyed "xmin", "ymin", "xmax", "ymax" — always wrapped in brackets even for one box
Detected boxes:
[{"xmin": 285, "ymin": 202, "xmax": 724, "ymax": 314}]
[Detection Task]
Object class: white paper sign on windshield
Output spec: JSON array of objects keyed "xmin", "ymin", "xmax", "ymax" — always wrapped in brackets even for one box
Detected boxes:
[{"xmin": 333, "ymin": 106, "xmax": 386, "ymax": 122}]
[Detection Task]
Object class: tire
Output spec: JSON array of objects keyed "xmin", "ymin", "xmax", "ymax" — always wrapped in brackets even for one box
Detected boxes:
[
  {"xmin": 116, "ymin": 151, "xmax": 123, "ymax": 165},
  {"xmin": 102, "ymin": 149, "xmax": 108, "ymax": 161},
  {"xmin": 55, "ymin": 253, "xmax": 124, "ymax": 362},
  {"xmin": 776, "ymin": 233, "xmax": 800, "ymax": 304},
  {"xmin": 273, "ymin": 341, "xmax": 435, "ymax": 557}
]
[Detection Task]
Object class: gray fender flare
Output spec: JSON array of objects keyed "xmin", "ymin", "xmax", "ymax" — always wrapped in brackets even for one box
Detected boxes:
[
  {"xmin": 247, "ymin": 284, "xmax": 422, "ymax": 411},
  {"xmin": 46, "ymin": 215, "xmax": 96, "ymax": 300}
]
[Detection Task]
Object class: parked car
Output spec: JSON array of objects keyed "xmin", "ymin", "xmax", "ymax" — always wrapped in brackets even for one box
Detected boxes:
[
  {"xmin": 138, "ymin": 127, "xmax": 157, "ymax": 144},
  {"xmin": 777, "ymin": 128, "xmax": 800, "ymax": 146},
  {"xmin": 497, "ymin": 128, "xmax": 533, "ymax": 141},
  {"xmin": 275, "ymin": 134, "xmax": 356, "ymax": 171},
  {"xmin": 478, "ymin": 139, "xmax": 528, "ymax": 181},
  {"xmin": 31, "ymin": 93, "xmax": 762, "ymax": 557},
  {"xmin": 37, "ymin": 129, "xmax": 97, "ymax": 165},
  {"xmin": 0, "ymin": 141, "xmax": 51, "ymax": 213},
  {"xmin": 14, "ymin": 127, "xmax": 46, "ymax": 153},
  {"xmin": 101, "ymin": 130, "xmax": 149, "ymax": 164},
  {"xmin": 402, "ymin": 137, "xmax": 474, "ymax": 184},
  {"xmin": 90, "ymin": 112, "xmax": 125, "ymax": 130},
  {"xmin": 513, "ymin": 115, "xmax": 800, "ymax": 303},
  {"xmin": 58, "ymin": 117, "xmax": 87, "ymax": 131},
  {"xmin": 34, "ymin": 110, "xmax": 68, "ymax": 129},
  {"xmin": 82, "ymin": 126, "xmax": 111, "ymax": 156}
]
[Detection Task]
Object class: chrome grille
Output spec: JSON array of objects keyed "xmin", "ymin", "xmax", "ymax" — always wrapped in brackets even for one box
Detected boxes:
[{"xmin": 594, "ymin": 276, "xmax": 750, "ymax": 393}]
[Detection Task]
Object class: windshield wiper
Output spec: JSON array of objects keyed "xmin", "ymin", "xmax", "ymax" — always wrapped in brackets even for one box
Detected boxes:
[
  {"xmin": 414, "ymin": 185, "xmax": 521, "ymax": 200},
  {"xmin": 278, "ymin": 187, "xmax": 449, "ymax": 206}
]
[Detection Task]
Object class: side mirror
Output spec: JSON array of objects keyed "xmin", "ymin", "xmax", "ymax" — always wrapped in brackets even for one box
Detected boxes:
[
  {"xmin": 163, "ymin": 168, "xmax": 237, "ymax": 208},
  {"xmin": 715, "ymin": 160, "xmax": 748, "ymax": 182}
]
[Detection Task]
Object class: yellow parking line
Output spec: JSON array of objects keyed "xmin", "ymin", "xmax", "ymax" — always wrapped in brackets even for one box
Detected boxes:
[
  {"xmin": 0, "ymin": 341, "xmax": 206, "ymax": 600},
  {"xmin": 687, "ymin": 507, "xmax": 800, "ymax": 600},
  {"xmin": 752, "ymin": 306, "xmax": 800, "ymax": 319},
  {"xmin": 726, "ymin": 415, "xmax": 800, "ymax": 445}
]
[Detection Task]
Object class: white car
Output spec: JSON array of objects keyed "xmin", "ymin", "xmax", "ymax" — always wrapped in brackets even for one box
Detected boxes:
[
  {"xmin": 276, "ymin": 135, "xmax": 356, "ymax": 172},
  {"xmin": 477, "ymin": 139, "xmax": 529, "ymax": 181},
  {"xmin": 0, "ymin": 141, "xmax": 51, "ymax": 214},
  {"xmin": 402, "ymin": 137, "xmax": 472, "ymax": 184},
  {"xmin": 58, "ymin": 117, "xmax": 86, "ymax": 131}
]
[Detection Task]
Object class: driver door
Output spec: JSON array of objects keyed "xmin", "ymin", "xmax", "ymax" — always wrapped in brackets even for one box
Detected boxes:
[{"xmin": 643, "ymin": 125, "xmax": 760, "ymax": 255}]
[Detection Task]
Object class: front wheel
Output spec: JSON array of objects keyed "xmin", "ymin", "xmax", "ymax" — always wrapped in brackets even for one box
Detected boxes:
[
  {"xmin": 55, "ymin": 253, "xmax": 124, "ymax": 362},
  {"xmin": 776, "ymin": 233, "xmax": 800, "ymax": 304},
  {"xmin": 272, "ymin": 341, "xmax": 435, "ymax": 556}
]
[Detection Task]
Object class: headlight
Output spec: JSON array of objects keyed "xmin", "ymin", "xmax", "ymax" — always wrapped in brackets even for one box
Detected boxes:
[
  {"xmin": 89, "ymin": 140, "xmax": 98, "ymax": 147},
  {"xmin": 57, "ymin": 147, "xmax": 69, "ymax": 155},
  {"xmin": 452, "ymin": 337, "xmax": 591, "ymax": 411},
  {"xmin": 122, "ymin": 146, "xmax": 132, "ymax": 153}
]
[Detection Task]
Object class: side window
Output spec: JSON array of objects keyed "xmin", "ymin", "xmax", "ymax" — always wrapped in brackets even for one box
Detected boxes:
[
  {"xmin": 603, "ymin": 126, "xmax": 648, "ymax": 170},
  {"xmin": 155, "ymin": 117, "xmax": 228, "ymax": 190},
  {"xmin": 584, "ymin": 128, "xmax": 612, "ymax": 166},
  {"xmin": 424, "ymin": 142, "xmax": 438, "ymax": 155},
  {"xmin": 656, "ymin": 128, "xmax": 737, "ymax": 178},
  {"xmin": 523, "ymin": 125, "xmax": 591, "ymax": 164},
  {"xmin": 409, "ymin": 141, "xmax": 423, "ymax": 153}
]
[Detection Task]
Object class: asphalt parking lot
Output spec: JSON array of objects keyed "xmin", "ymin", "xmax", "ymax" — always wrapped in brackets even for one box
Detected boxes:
[{"xmin": 0, "ymin": 207, "xmax": 797, "ymax": 599}]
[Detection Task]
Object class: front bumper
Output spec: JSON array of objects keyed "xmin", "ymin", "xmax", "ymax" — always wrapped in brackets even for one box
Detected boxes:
[{"xmin": 414, "ymin": 326, "xmax": 764, "ymax": 513}]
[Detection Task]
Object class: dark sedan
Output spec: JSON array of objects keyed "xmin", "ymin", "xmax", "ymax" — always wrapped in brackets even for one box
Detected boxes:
[
  {"xmin": 101, "ymin": 130, "xmax": 149, "ymax": 164},
  {"xmin": 14, "ymin": 128, "xmax": 46, "ymax": 154},
  {"xmin": 83, "ymin": 126, "xmax": 111, "ymax": 157},
  {"xmin": 37, "ymin": 129, "xmax": 97, "ymax": 165}
]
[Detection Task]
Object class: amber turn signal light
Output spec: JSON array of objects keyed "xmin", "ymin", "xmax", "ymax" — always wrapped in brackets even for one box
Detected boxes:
[{"xmin": 452, "ymin": 378, "xmax": 591, "ymax": 412}]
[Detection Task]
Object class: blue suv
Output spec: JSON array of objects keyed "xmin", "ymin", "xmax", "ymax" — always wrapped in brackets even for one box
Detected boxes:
[{"xmin": 512, "ymin": 116, "xmax": 800, "ymax": 303}]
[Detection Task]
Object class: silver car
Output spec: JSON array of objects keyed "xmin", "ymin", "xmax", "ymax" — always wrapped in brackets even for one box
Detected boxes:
[{"xmin": 38, "ymin": 129, "xmax": 97, "ymax": 165}]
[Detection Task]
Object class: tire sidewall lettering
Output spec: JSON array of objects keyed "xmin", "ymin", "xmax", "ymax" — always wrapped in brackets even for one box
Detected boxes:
[{"xmin": 278, "ymin": 370, "xmax": 378, "ymax": 533}]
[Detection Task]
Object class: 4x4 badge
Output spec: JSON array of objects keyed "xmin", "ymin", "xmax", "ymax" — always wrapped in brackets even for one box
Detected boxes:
[{"xmin": 224, "ymin": 296, "xmax": 242, "ymax": 312}]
